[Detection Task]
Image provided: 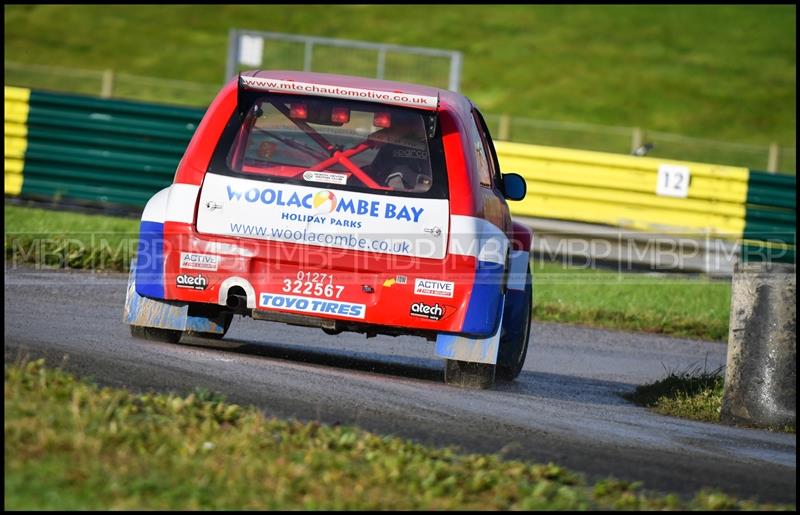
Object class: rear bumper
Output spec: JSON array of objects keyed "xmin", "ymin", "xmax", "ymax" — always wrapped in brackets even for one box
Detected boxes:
[{"xmin": 134, "ymin": 221, "xmax": 507, "ymax": 337}]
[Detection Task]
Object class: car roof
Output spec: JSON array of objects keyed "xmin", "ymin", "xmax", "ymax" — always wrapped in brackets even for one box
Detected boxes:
[{"xmin": 239, "ymin": 69, "xmax": 473, "ymax": 113}]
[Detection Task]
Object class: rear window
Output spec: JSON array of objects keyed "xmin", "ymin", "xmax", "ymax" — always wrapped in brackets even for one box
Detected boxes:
[{"xmin": 208, "ymin": 92, "xmax": 448, "ymax": 199}]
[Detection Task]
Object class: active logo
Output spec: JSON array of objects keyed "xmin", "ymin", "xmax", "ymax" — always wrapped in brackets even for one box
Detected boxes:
[
  {"xmin": 180, "ymin": 252, "xmax": 219, "ymax": 271},
  {"xmin": 176, "ymin": 273, "xmax": 208, "ymax": 290},
  {"xmin": 409, "ymin": 301, "xmax": 445, "ymax": 321},
  {"xmin": 414, "ymin": 278, "xmax": 454, "ymax": 298}
]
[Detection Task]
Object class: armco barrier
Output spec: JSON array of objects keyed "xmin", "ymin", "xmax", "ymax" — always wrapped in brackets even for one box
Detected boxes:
[
  {"xmin": 495, "ymin": 141, "xmax": 795, "ymax": 263},
  {"xmin": 4, "ymin": 86, "xmax": 29, "ymax": 196},
  {"xmin": 4, "ymin": 86, "xmax": 796, "ymax": 265},
  {"xmin": 4, "ymin": 85, "xmax": 204, "ymax": 208}
]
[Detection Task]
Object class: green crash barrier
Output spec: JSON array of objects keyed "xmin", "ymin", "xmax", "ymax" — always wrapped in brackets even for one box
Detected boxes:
[
  {"xmin": 3, "ymin": 85, "xmax": 795, "ymax": 264},
  {"xmin": 741, "ymin": 170, "xmax": 796, "ymax": 263},
  {"xmin": 7, "ymin": 88, "xmax": 205, "ymax": 209}
]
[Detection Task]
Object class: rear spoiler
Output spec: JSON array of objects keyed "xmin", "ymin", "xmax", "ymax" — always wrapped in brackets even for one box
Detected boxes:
[{"xmin": 238, "ymin": 74, "xmax": 440, "ymax": 111}]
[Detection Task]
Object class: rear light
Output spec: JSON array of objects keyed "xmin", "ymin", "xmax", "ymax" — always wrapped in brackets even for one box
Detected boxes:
[
  {"xmin": 290, "ymin": 103, "xmax": 308, "ymax": 119},
  {"xmin": 373, "ymin": 112, "xmax": 392, "ymax": 128},
  {"xmin": 331, "ymin": 107, "xmax": 350, "ymax": 124}
]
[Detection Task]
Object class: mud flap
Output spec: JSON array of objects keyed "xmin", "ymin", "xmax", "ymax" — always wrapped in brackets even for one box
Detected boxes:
[
  {"xmin": 434, "ymin": 296, "xmax": 505, "ymax": 365},
  {"xmin": 497, "ymin": 250, "xmax": 531, "ymax": 366},
  {"xmin": 123, "ymin": 260, "xmax": 226, "ymax": 334}
]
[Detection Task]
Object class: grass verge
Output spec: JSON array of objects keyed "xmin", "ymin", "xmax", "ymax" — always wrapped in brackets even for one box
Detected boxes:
[
  {"xmin": 532, "ymin": 263, "xmax": 731, "ymax": 341},
  {"xmin": 624, "ymin": 366, "xmax": 726, "ymax": 423},
  {"xmin": 4, "ymin": 203, "xmax": 731, "ymax": 340},
  {"xmin": 625, "ymin": 367, "xmax": 796, "ymax": 433},
  {"xmin": 4, "ymin": 5, "xmax": 795, "ymax": 149},
  {"xmin": 5, "ymin": 358, "xmax": 793, "ymax": 510},
  {"xmin": 4, "ymin": 203, "xmax": 139, "ymax": 272}
]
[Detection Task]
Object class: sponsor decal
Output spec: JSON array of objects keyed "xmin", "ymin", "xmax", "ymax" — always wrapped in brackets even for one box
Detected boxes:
[
  {"xmin": 303, "ymin": 170, "xmax": 348, "ymax": 185},
  {"xmin": 393, "ymin": 148, "xmax": 428, "ymax": 159},
  {"xmin": 197, "ymin": 173, "xmax": 450, "ymax": 259},
  {"xmin": 260, "ymin": 293, "xmax": 365, "ymax": 319},
  {"xmin": 240, "ymin": 76, "xmax": 439, "ymax": 110},
  {"xmin": 281, "ymin": 271, "xmax": 344, "ymax": 299},
  {"xmin": 176, "ymin": 273, "xmax": 208, "ymax": 290},
  {"xmin": 180, "ymin": 252, "xmax": 219, "ymax": 271},
  {"xmin": 409, "ymin": 301, "xmax": 446, "ymax": 321},
  {"xmin": 383, "ymin": 275, "xmax": 408, "ymax": 288},
  {"xmin": 225, "ymin": 185, "xmax": 426, "ymax": 223},
  {"xmin": 414, "ymin": 278, "xmax": 454, "ymax": 298}
]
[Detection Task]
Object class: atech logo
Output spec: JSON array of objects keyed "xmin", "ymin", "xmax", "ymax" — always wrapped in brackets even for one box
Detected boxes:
[
  {"xmin": 409, "ymin": 301, "xmax": 445, "ymax": 321},
  {"xmin": 176, "ymin": 273, "xmax": 208, "ymax": 290}
]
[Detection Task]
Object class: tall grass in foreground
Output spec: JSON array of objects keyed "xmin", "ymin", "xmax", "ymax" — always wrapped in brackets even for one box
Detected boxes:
[{"xmin": 5, "ymin": 359, "xmax": 792, "ymax": 510}]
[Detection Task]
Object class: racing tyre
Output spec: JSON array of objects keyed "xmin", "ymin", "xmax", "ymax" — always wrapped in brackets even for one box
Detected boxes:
[
  {"xmin": 184, "ymin": 313, "xmax": 234, "ymax": 340},
  {"xmin": 496, "ymin": 266, "xmax": 532, "ymax": 381},
  {"xmin": 444, "ymin": 359, "xmax": 496, "ymax": 389},
  {"xmin": 130, "ymin": 325, "xmax": 182, "ymax": 344}
]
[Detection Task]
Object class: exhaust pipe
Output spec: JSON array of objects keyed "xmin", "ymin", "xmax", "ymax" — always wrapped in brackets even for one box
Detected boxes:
[{"xmin": 226, "ymin": 294, "xmax": 248, "ymax": 310}]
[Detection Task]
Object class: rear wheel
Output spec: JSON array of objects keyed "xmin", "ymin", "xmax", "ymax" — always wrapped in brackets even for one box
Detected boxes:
[
  {"xmin": 444, "ymin": 359, "xmax": 496, "ymax": 389},
  {"xmin": 129, "ymin": 325, "xmax": 182, "ymax": 343}
]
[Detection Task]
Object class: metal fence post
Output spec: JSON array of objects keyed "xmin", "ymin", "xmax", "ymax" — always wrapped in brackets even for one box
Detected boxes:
[
  {"xmin": 225, "ymin": 28, "xmax": 239, "ymax": 82},
  {"xmin": 631, "ymin": 127, "xmax": 643, "ymax": 154},
  {"xmin": 101, "ymin": 69, "xmax": 115, "ymax": 98},
  {"xmin": 498, "ymin": 114, "xmax": 511, "ymax": 141},
  {"xmin": 767, "ymin": 143, "xmax": 780, "ymax": 173},
  {"xmin": 376, "ymin": 46, "xmax": 387, "ymax": 80},
  {"xmin": 303, "ymin": 41, "xmax": 314, "ymax": 72},
  {"xmin": 448, "ymin": 51, "xmax": 462, "ymax": 92}
]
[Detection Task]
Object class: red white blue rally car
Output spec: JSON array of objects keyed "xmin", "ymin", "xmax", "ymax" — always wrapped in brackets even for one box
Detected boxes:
[{"xmin": 124, "ymin": 70, "xmax": 533, "ymax": 388}]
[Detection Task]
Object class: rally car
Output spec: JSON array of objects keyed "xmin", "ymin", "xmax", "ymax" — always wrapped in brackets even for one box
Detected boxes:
[{"xmin": 124, "ymin": 70, "xmax": 533, "ymax": 389}]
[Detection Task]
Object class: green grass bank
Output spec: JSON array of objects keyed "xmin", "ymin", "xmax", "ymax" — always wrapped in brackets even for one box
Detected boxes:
[
  {"xmin": 4, "ymin": 203, "xmax": 731, "ymax": 341},
  {"xmin": 5, "ymin": 359, "xmax": 793, "ymax": 510},
  {"xmin": 4, "ymin": 5, "xmax": 795, "ymax": 147}
]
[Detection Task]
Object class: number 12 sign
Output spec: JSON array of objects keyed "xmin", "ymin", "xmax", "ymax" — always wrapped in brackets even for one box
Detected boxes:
[{"xmin": 656, "ymin": 164, "xmax": 691, "ymax": 198}]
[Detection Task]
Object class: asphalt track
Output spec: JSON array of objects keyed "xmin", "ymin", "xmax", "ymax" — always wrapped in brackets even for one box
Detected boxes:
[{"xmin": 4, "ymin": 266, "xmax": 796, "ymax": 504}]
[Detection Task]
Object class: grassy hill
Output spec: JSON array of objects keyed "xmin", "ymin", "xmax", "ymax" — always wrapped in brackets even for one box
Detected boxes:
[{"xmin": 3, "ymin": 4, "xmax": 796, "ymax": 146}]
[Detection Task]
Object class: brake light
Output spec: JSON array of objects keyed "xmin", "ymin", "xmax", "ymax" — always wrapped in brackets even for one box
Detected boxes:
[
  {"xmin": 331, "ymin": 107, "xmax": 350, "ymax": 124},
  {"xmin": 373, "ymin": 112, "xmax": 391, "ymax": 128},
  {"xmin": 290, "ymin": 103, "xmax": 308, "ymax": 119}
]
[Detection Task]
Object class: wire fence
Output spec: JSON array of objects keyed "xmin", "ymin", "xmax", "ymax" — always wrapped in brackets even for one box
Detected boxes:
[
  {"xmin": 225, "ymin": 30, "xmax": 462, "ymax": 92},
  {"xmin": 481, "ymin": 115, "xmax": 796, "ymax": 174},
  {"xmin": 5, "ymin": 61, "xmax": 795, "ymax": 174}
]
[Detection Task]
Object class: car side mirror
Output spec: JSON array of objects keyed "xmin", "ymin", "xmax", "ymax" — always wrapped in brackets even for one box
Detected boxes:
[{"xmin": 502, "ymin": 173, "xmax": 527, "ymax": 201}]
